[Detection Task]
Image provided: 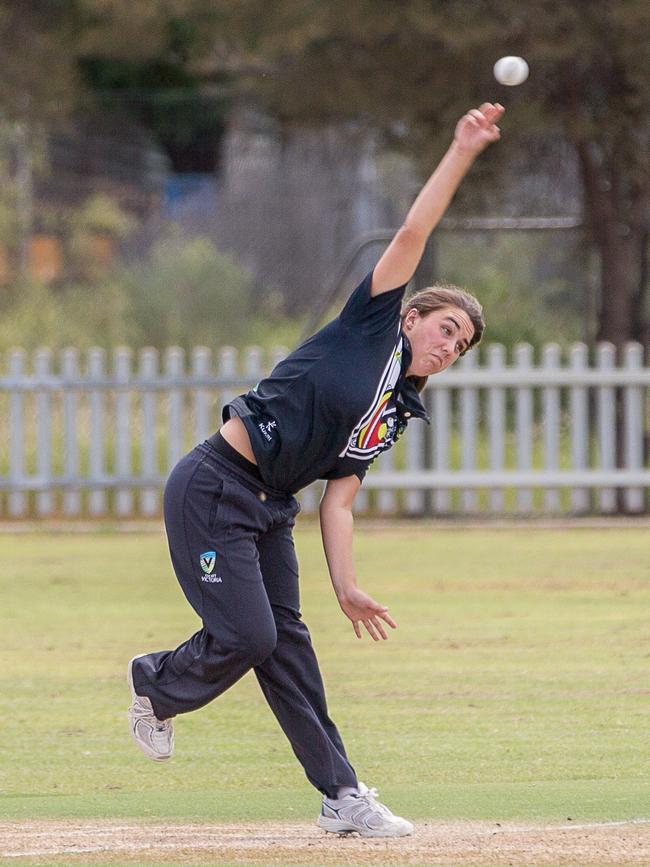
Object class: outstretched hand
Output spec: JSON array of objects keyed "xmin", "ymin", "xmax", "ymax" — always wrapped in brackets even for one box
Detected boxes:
[
  {"xmin": 454, "ymin": 102, "xmax": 504, "ymax": 156},
  {"xmin": 338, "ymin": 587, "xmax": 398, "ymax": 641}
]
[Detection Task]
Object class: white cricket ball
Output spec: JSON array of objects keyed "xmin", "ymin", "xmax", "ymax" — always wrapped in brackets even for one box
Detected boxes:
[{"xmin": 493, "ymin": 56, "xmax": 529, "ymax": 86}]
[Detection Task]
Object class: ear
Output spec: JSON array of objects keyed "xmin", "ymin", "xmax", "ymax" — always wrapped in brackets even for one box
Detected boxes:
[{"xmin": 404, "ymin": 309, "xmax": 418, "ymax": 330}]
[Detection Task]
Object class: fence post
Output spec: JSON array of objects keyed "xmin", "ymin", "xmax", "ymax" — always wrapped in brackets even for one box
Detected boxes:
[
  {"xmin": 431, "ymin": 384, "xmax": 450, "ymax": 514},
  {"xmin": 243, "ymin": 346, "xmax": 263, "ymax": 386},
  {"xmin": 623, "ymin": 342, "xmax": 644, "ymax": 513},
  {"xmin": 192, "ymin": 347, "xmax": 212, "ymax": 445},
  {"xmin": 404, "ymin": 418, "xmax": 425, "ymax": 515},
  {"xmin": 352, "ymin": 480, "xmax": 369, "ymax": 516},
  {"xmin": 569, "ymin": 343, "xmax": 590, "ymax": 514},
  {"xmin": 515, "ymin": 343, "xmax": 534, "ymax": 513},
  {"xmin": 542, "ymin": 343, "xmax": 561, "ymax": 513},
  {"xmin": 376, "ymin": 443, "xmax": 397, "ymax": 515},
  {"xmin": 165, "ymin": 347, "xmax": 185, "ymax": 472},
  {"xmin": 4, "ymin": 339, "xmax": 650, "ymax": 519},
  {"xmin": 114, "ymin": 347, "xmax": 133, "ymax": 517},
  {"xmin": 460, "ymin": 351, "xmax": 478, "ymax": 513},
  {"xmin": 140, "ymin": 348, "xmax": 159, "ymax": 517},
  {"xmin": 218, "ymin": 346, "xmax": 239, "ymax": 421},
  {"xmin": 35, "ymin": 348, "xmax": 54, "ymax": 517},
  {"xmin": 62, "ymin": 347, "xmax": 81, "ymax": 517},
  {"xmin": 596, "ymin": 343, "xmax": 617, "ymax": 514},
  {"xmin": 8, "ymin": 349, "xmax": 27, "ymax": 517},
  {"xmin": 487, "ymin": 344, "xmax": 506, "ymax": 512},
  {"xmin": 88, "ymin": 347, "xmax": 107, "ymax": 517}
]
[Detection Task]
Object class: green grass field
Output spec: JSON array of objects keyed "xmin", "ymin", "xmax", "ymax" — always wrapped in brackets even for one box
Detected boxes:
[{"xmin": 2, "ymin": 524, "xmax": 649, "ymax": 833}]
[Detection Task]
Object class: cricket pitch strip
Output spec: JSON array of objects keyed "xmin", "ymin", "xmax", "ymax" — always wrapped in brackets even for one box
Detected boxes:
[{"xmin": 2, "ymin": 819, "xmax": 650, "ymax": 865}]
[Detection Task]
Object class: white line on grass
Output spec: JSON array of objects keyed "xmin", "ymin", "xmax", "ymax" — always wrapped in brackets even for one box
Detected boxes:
[{"xmin": 492, "ymin": 818, "xmax": 650, "ymax": 834}]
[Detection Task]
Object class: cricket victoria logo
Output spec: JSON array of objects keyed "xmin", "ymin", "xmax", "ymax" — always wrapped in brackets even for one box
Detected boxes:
[{"xmin": 199, "ymin": 550, "xmax": 222, "ymax": 583}]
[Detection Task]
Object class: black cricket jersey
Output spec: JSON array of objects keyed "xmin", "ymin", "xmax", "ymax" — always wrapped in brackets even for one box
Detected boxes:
[{"xmin": 222, "ymin": 271, "xmax": 429, "ymax": 493}]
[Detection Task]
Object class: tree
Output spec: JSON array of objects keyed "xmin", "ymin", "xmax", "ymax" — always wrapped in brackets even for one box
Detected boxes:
[
  {"xmin": 208, "ymin": 0, "xmax": 650, "ymax": 349},
  {"xmin": 77, "ymin": 2, "xmax": 232, "ymax": 172},
  {"xmin": 0, "ymin": 1, "xmax": 232, "ymax": 276},
  {"xmin": 0, "ymin": 1, "xmax": 230, "ymax": 163}
]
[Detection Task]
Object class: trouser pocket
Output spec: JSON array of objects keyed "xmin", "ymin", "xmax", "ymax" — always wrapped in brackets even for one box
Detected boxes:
[{"xmin": 207, "ymin": 479, "xmax": 225, "ymax": 531}]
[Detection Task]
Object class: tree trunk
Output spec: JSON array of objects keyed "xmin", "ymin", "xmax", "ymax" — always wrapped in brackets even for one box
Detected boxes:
[
  {"xmin": 577, "ymin": 141, "xmax": 649, "ymax": 513},
  {"xmin": 577, "ymin": 141, "xmax": 648, "ymax": 350}
]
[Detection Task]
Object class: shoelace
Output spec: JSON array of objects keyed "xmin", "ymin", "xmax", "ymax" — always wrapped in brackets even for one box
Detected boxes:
[
  {"xmin": 133, "ymin": 697, "xmax": 171, "ymax": 730},
  {"xmin": 357, "ymin": 785, "xmax": 393, "ymax": 818}
]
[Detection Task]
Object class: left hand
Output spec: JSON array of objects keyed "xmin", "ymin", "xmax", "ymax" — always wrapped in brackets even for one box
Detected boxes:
[
  {"xmin": 454, "ymin": 102, "xmax": 504, "ymax": 156},
  {"xmin": 338, "ymin": 586, "xmax": 398, "ymax": 641}
]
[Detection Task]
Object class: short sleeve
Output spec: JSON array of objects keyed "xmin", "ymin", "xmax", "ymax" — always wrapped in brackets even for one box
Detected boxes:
[
  {"xmin": 322, "ymin": 455, "xmax": 372, "ymax": 485},
  {"xmin": 339, "ymin": 271, "xmax": 407, "ymax": 337}
]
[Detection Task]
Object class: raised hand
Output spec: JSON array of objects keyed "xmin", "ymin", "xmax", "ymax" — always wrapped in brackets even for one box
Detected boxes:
[
  {"xmin": 338, "ymin": 586, "xmax": 398, "ymax": 641},
  {"xmin": 454, "ymin": 102, "xmax": 504, "ymax": 156}
]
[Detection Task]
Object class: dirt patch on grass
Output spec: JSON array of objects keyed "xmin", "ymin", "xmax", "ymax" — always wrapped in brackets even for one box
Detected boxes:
[{"xmin": 2, "ymin": 819, "xmax": 650, "ymax": 865}]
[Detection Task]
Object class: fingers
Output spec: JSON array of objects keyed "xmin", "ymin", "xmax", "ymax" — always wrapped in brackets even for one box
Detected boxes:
[
  {"xmin": 359, "ymin": 613, "xmax": 395, "ymax": 641},
  {"xmin": 456, "ymin": 104, "xmax": 502, "ymax": 151},
  {"xmin": 468, "ymin": 108, "xmax": 487, "ymax": 126},
  {"xmin": 479, "ymin": 102, "xmax": 505, "ymax": 122},
  {"xmin": 363, "ymin": 620, "xmax": 379, "ymax": 641},
  {"xmin": 345, "ymin": 593, "xmax": 398, "ymax": 641},
  {"xmin": 457, "ymin": 103, "xmax": 504, "ymax": 134},
  {"xmin": 379, "ymin": 609, "xmax": 398, "ymax": 630},
  {"xmin": 370, "ymin": 617, "xmax": 389, "ymax": 640},
  {"xmin": 468, "ymin": 106, "xmax": 503, "ymax": 133}
]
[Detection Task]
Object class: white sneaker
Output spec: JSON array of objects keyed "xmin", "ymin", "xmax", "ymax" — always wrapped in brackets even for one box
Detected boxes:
[
  {"xmin": 127, "ymin": 655, "xmax": 174, "ymax": 762},
  {"xmin": 317, "ymin": 782, "xmax": 413, "ymax": 837}
]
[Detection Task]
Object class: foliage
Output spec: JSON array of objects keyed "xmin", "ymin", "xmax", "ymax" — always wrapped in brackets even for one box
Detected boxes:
[
  {"xmin": 214, "ymin": 0, "xmax": 650, "ymax": 154},
  {"xmin": 67, "ymin": 193, "xmax": 137, "ymax": 281},
  {"xmin": 70, "ymin": 193, "xmax": 136, "ymax": 238},
  {"xmin": 0, "ymin": 278, "xmax": 137, "ymax": 352},
  {"xmin": 0, "ymin": 2, "xmax": 231, "ymax": 168},
  {"xmin": 79, "ymin": 29, "xmax": 230, "ymax": 172},
  {"xmin": 437, "ymin": 231, "xmax": 588, "ymax": 348},
  {"xmin": 0, "ymin": 130, "xmax": 18, "ymax": 247},
  {"xmin": 0, "ymin": 1, "xmax": 80, "ymax": 121},
  {"xmin": 0, "ymin": 1, "xmax": 228, "ymax": 120},
  {"xmin": 207, "ymin": 0, "xmax": 650, "ymax": 346},
  {"xmin": 121, "ymin": 233, "xmax": 253, "ymax": 349},
  {"xmin": 0, "ymin": 231, "xmax": 298, "ymax": 352},
  {"xmin": 2, "ymin": 0, "xmax": 648, "ymax": 345}
]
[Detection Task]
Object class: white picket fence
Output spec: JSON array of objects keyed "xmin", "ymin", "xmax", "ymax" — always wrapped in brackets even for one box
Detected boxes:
[{"xmin": 1, "ymin": 342, "xmax": 649, "ymax": 518}]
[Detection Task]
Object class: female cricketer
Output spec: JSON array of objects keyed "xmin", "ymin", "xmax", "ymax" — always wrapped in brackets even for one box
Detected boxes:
[{"xmin": 127, "ymin": 102, "xmax": 504, "ymax": 837}]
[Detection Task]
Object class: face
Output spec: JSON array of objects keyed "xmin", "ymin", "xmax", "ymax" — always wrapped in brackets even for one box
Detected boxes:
[{"xmin": 403, "ymin": 305, "xmax": 475, "ymax": 377}]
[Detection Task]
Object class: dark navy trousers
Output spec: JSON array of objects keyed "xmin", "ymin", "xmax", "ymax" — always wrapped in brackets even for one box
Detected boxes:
[{"xmin": 131, "ymin": 442, "xmax": 357, "ymax": 798}]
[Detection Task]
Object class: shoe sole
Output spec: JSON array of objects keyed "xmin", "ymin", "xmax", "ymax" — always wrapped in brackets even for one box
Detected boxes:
[
  {"xmin": 317, "ymin": 816, "xmax": 413, "ymax": 837},
  {"xmin": 127, "ymin": 655, "xmax": 171, "ymax": 762}
]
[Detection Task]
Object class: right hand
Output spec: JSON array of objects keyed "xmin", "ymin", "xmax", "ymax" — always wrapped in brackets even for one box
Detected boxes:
[
  {"xmin": 338, "ymin": 587, "xmax": 398, "ymax": 641},
  {"xmin": 454, "ymin": 102, "xmax": 504, "ymax": 156}
]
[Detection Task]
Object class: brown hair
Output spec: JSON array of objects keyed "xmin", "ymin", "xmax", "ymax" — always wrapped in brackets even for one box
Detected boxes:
[{"xmin": 401, "ymin": 283, "xmax": 485, "ymax": 391}]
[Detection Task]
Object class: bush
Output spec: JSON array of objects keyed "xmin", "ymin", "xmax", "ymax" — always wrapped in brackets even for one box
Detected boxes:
[
  {"xmin": 122, "ymin": 234, "xmax": 254, "ymax": 349},
  {"xmin": 0, "ymin": 279, "xmax": 137, "ymax": 352},
  {"xmin": 0, "ymin": 233, "xmax": 300, "ymax": 354},
  {"xmin": 437, "ymin": 231, "xmax": 587, "ymax": 350}
]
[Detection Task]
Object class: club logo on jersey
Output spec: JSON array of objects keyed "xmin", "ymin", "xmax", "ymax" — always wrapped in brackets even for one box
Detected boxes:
[
  {"xmin": 358, "ymin": 390, "xmax": 393, "ymax": 450},
  {"xmin": 258, "ymin": 419, "xmax": 277, "ymax": 442},
  {"xmin": 341, "ymin": 337, "xmax": 403, "ymax": 461},
  {"xmin": 200, "ymin": 551, "xmax": 217, "ymax": 574}
]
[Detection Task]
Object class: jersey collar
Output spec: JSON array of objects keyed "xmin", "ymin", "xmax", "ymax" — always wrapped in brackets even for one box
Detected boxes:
[{"xmin": 398, "ymin": 333, "xmax": 431, "ymax": 424}]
